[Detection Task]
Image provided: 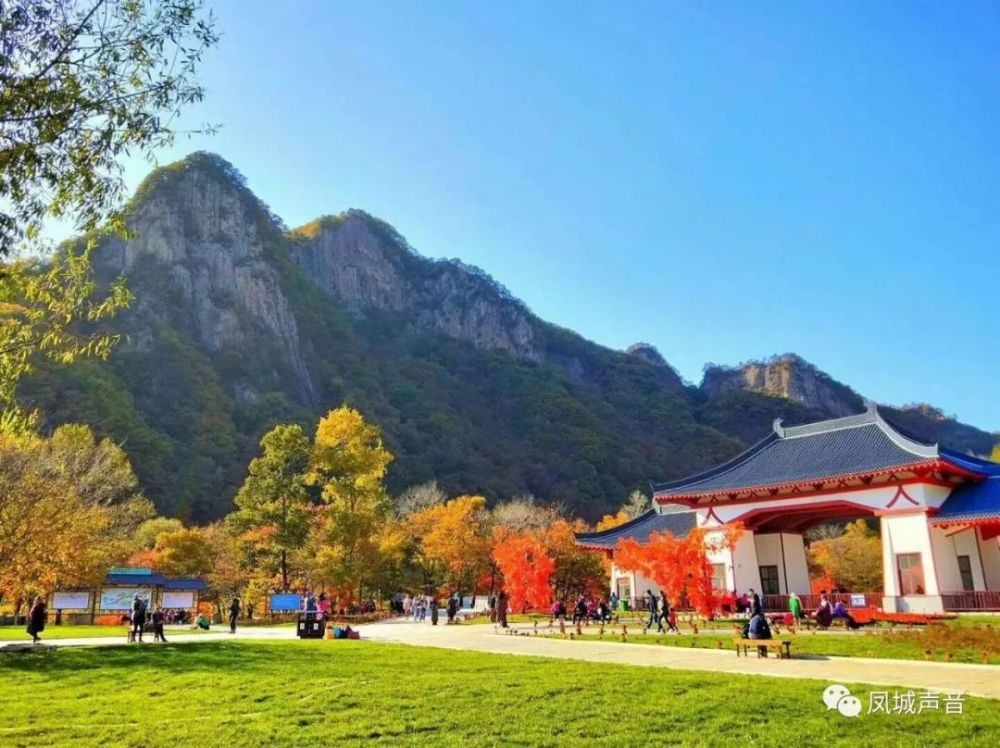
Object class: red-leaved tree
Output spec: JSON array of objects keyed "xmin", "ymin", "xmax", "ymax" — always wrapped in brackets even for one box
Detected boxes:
[
  {"xmin": 492, "ymin": 527, "xmax": 555, "ymax": 613},
  {"xmin": 614, "ymin": 523, "xmax": 744, "ymax": 618}
]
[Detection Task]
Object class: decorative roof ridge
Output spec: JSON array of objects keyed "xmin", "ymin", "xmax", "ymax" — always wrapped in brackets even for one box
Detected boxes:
[
  {"xmin": 872, "ymin": 406, "xmax": 940, "ymax": 458},
  {"xmin": 654, "ymin": 459, "xmax": 939, "ymax": 502},
  {"xmin": 775, "ymin": 402, "xmax": 939, "ymax": 458},
  {"xmin": 650, "ymin": 432, "xmax": 779, "ymax": 493},
  {"xmin": 777, "ymin": 401, "xmax": 878, "ymax": 438}
]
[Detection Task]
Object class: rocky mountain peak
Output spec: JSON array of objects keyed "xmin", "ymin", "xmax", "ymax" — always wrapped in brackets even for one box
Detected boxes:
[
  {"xmin": 288, "ymin": 209, "xmax": 542, "ymax": 361},
  {"xmin": 701, "ymin": 354, "xmax": 864, "ymax": 418},
  {"xmin": 98, "ymin": 152, "xmax": 316, "ymax": 404},
  {"xmin": 625, "ymin": 342, "xmax": 668, "ymax": 367}
]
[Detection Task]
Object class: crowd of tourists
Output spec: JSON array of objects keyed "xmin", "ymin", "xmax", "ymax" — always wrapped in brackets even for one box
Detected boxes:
[
  {"xmin": 397, "ymin": 592, "xmax": 471, "ymax": 624},
  {"xmin": 548, "ymin": 595, "xmax": 617, "ymax": 625}
]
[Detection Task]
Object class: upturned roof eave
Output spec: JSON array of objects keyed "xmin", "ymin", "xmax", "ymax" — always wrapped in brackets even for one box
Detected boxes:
[{"xmin": 653, "ymin": 458, "xmax": 951, "ymax": 503}]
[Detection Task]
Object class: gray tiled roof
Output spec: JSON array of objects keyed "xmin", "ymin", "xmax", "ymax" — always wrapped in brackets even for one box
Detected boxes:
[
  {"xmin": 576, "ymin": 509, "xmax": 697, "ymax": 548},
  {"xmin": 653, "ymin": 404, "xmax": 944, "ymax": 498}
]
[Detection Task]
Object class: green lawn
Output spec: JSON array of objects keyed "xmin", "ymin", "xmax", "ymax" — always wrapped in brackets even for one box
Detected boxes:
[
  {"xmin": 1, "ymin": 640, "xmax": 998, "ymax": 746},
  {"xmin": 0, "ymin": 625, "xmax": 218, "ymax": 641},
  {"xmin": 943, "ymin": 614, "xmax": 1000, "ymax": 629},
  {"xmin": 529, "ymin": 626, "xmax": 1000, "ymax": 665}
]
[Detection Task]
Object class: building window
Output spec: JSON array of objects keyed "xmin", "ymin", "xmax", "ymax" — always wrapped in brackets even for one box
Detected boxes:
[
  {"xmin": 957, "ymin": 555, "xmax": 975, "ymax": 592},
  {"xmin": 759, "ymin": 565, "xmax": 780, "ymax": 595},
  {"xmin": 896, "ymin": 553, "xmax": 925, "ymax": 595},
  {"xmin": 711, "ymin": 563, "xmax": 727, "ymax": 593}
]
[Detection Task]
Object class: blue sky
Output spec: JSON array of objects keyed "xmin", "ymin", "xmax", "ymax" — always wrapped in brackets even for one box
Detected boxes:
[{"xmin": 108, "ymin": 1, "xmax": 999, "ymax": 431}]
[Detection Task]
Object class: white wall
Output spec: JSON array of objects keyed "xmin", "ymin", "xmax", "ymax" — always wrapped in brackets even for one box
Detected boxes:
[
  {"xmin": 977, "ymin": 532, "xmax": 1000, "ymax": 590},
  {"xmin": 881, "ymin": 513, "xmax": 938, "ymax": 594},
  {"xmin": 754, "ymin": 534, "xmax": 784, "ymax": 591},
  {"xmin": 705, "ymin": 483, "xmax": 949, "ymax": 526},
  {"xmin": 704, "ymin": 530, "xmax": 735, "ymax": 593},
  {"xmin": 944, "ymin": 527, "xmax": 986, "ymax": 591},
  {"xmin": 781, "ymin": 534, "xmax": 811, "ymax": 594},
  {"xmin": 730, "ymin": 531, "xmax": 762, "ymax": 595},
  {"xmin": 931, "ymin": 526, "xmax": 963, "ymax": 593},
  {"xmin": 749, "ymin": 533, "xmax": 810, "ymax": 594},
  {"xmin": 881, "ymin": 513, "xmax": 944, "ymax": 613},
  {"xmin": 609, "ymin": 566, "xmax": 661, "ymax": 603}
]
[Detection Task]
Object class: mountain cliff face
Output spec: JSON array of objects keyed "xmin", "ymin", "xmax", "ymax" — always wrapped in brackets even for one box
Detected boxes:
[
  {"xmin": 97, "ymin": 158, "xmax": 316, "ymax": 406},
  {"xmin": 702, "ymin": 354, "xmax": 863, "ymax": 418},
  {"xmin": 23, "ymin": 153, "xmax": 994, "ymax": 521},
  {"xmin": 700, "ymin": 354, "xmax": 997, "ymax": 455},
  {"xmin": 287, "ymin": 213, "xmax": 540, "ymax": 362},
  {"xmin": 25, "ymin": 153, "xmax": 726, "ymax": 520}
]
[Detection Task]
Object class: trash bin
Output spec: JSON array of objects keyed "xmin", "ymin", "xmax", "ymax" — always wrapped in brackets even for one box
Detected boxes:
[
  {"xmin": 619, "ymin": 600, "xmax": 629, "ymax": 612},
  {"xmin": 297, "ymin": 612, "xmax": 326, "ymax": 639}
]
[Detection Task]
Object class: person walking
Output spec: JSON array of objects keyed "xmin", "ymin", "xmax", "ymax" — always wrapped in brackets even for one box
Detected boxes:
[
  {"xmin": 26, "ymin": 596, "xmax": 47, "ymax": 645},
  {"xmin": 644, "ymin": 589, "xmax": 658, "ymax": 629},
  {"xmin": 229, "ymin": 596, "xmax": 241, "ymax": 634},
  {"xmin": 488, "ymin": 593, "xmax": 497, "ymax": 623},
  {"xmin": 131, "ymin": 594, "xmax": 147, "ymax": 643},
  {"xmin": 152, "ymin": 607, "xmax": 167, "ymax": 643},
  {"xmin": 403, "ymin": 593, "xmax": 412, "ymax": 619},
  {"xmin": 748, "ymin": 588, "xmax": 762, "ymax": 617},
  {"xmin": 788, "ymin": 592, "xmax": 802, "ymax": 622},
  {"xmin": 496, "ymin": 590, "xmax": 509, "ymax": 628},
  {"xmin": 658, "ymin": 591, "xmax": 678, "ymax": 633}
]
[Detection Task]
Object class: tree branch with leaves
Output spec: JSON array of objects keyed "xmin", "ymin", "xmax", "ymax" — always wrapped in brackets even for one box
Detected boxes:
[{"xmin": 0, "ymin": 0, "xmax": 219, "ymax": 254}]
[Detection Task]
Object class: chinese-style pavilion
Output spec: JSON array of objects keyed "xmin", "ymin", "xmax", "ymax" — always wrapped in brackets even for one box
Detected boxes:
[{"xmin": 577, "ymin": 403, "xmax": 1000, "ymax": 613}]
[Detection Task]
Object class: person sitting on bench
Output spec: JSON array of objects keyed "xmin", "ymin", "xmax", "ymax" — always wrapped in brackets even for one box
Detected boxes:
[
  {"xmin": 815, "ymin": 595, "xmax": 834, "ymax": 629},
  {"xmin": 747, "ymin": 612, "xmax": 772, "ymax": 656}
]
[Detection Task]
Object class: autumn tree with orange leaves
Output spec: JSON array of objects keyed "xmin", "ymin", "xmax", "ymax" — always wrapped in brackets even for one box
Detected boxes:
[
  {"xmin": 614, "ymin": 523, "xmax": 744, "ymax": 617},
  {"xmin": 492, "ymin": 527, "xmax": 555, "ymax": 613}
]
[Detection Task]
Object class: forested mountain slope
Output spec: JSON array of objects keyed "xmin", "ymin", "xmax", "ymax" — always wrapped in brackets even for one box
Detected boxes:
[{"xmin": 22, "ymin": 154, "xmax": 996, "ymax": 521}]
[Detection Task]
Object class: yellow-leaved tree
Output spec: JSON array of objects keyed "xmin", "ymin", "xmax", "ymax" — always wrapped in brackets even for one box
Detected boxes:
[
  {"xmin": 306, "ymin": 406, "xmax": 393, "ymax": 603},
  {"xmin": 407, "ymin": 495, "xmax": 492, "ymax": 596},
  {"xmin": 595, "ymin": 511, "xmax": 630, "ymax": 531},
  {"xmin": 807, "ymin": 519, "xmax": 883, "ymax": 591},
  {"xmin": 0, "ymin": 430, "xmax": 149, "ymax": 610},
  {"xmin": 155, "ymin": 528, "xmax": 217, "ymax": 579}
]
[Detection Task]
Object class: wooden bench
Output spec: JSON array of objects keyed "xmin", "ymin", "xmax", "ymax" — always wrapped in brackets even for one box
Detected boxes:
[{"xmin": 735, "ymin": 639, "xmax": 792, "ymax": 659}]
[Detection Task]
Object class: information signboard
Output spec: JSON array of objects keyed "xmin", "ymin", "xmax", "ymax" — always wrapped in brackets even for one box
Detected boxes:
[
  {"xmin": 269, "ymin": 594, "xmax": 302, "ymax": 612},
  {"xmin": 52, "ymin": 591, "xmax": 91, "ymax": 610},
  {"xmin": 100, "ymin": 587, "xmax": 152, "ymax": 611}
]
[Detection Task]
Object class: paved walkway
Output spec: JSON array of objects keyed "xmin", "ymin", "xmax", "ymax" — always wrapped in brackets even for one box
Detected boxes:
[
  {"xmin": 360, "ymin": 619, "xmax": 1000, "ymax": 699},
  {"xmin": 4, "ymin": 620, "xmax": 997, "ymax": 700}
]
